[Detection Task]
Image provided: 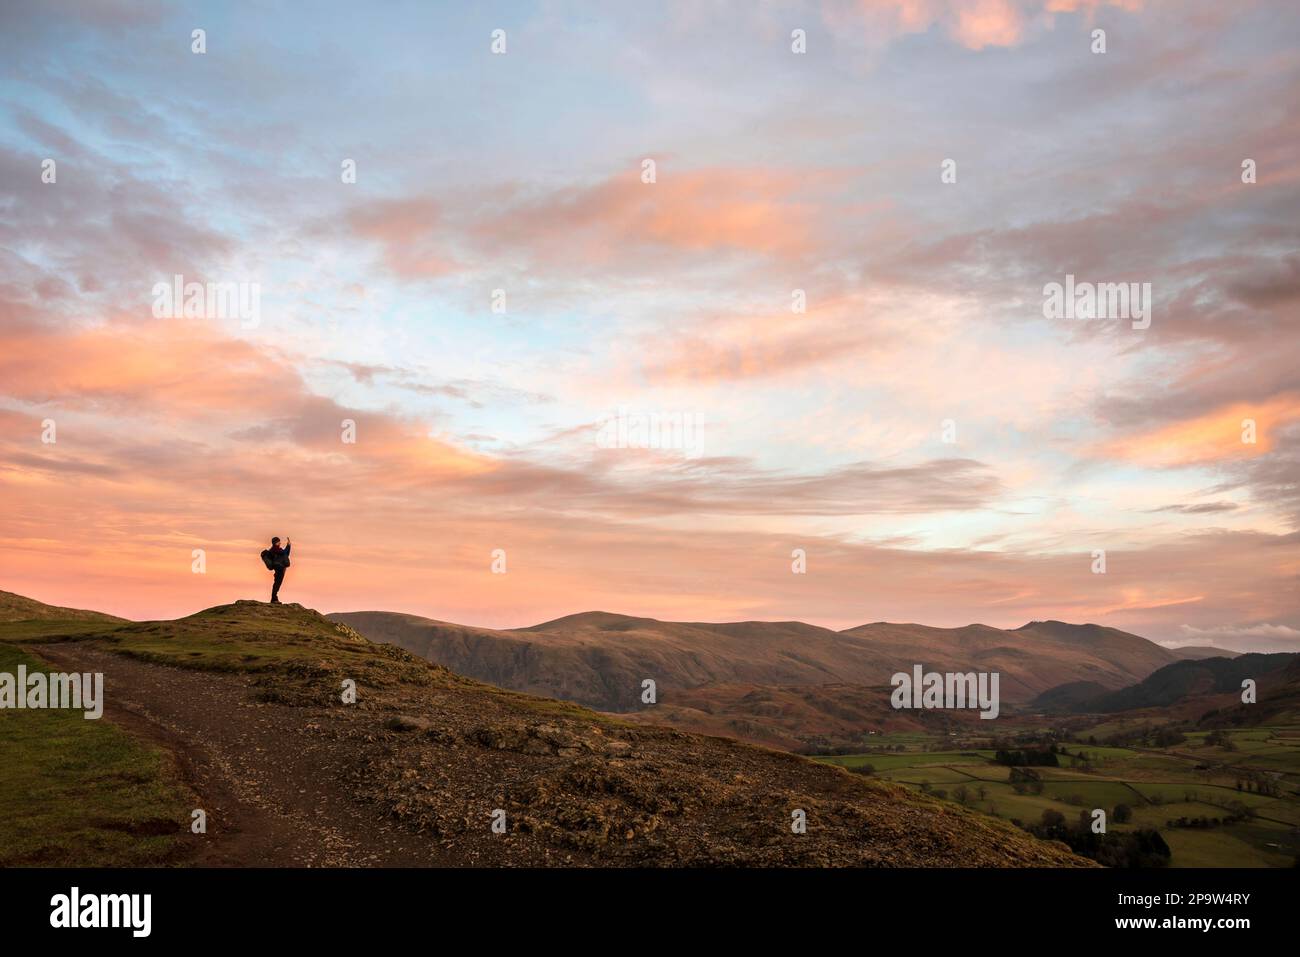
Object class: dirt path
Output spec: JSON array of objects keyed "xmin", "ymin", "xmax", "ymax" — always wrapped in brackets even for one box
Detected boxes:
[{"xmin": 32, "ymin": 643, "xmax": 457, "ymax": 867}]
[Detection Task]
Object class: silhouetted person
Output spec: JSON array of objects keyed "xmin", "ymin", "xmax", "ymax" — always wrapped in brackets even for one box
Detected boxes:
[{"xmin": 268, "ymin": 536, "xmax": 291, "ymax": 603}]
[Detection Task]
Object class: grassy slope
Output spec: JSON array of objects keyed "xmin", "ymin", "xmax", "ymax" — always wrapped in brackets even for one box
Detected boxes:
[
  {"xmin": 0, "ymin": 588, "xmax": 132, "ymax": 643},
  {"xmin": 0, "ymin": 589, "xmax": 127, "ymax": 623},
  {"xmin": 0, "ymin": 597, "xmax": 371, "ymax": 867},
  {"xmin": 0, "ymin": 643, "xmax": 193, "ymax": 866}
]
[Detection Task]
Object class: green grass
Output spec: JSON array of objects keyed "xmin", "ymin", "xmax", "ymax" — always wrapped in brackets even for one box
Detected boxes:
[
  {"xmin": 972, "ymin": 789, "xmax": 1062, "ymax": 824},
  {"xmin": 0, "ymin": 643, "xmax": 194, "ymax": 866},
  {"xmin": 1055, "ymin": 745, "xmax": 1141, "ymax": 764},
  {"xmin": 1128, "ymin": 781, "xmax": 1269, "ymax": 805},
  {"xmin": 877, "ymin": 766, "xmax": 982, "ymax": 785},
  {"xmin": 0, "ymin": 619, "xmax": 130, "ymax": 643},
  {"xmin": 1125, "ymin": 800, "xmax": 1230, "ymax": 828},
  {"xmin": 1124, "ymin": 753, "xmax": 1196, "ymax": 773},
  {"xmin": 819, "ymin": 750, "xmax": 990, "ymax": 771},
  {"xmin": 1159, "ymin": 823, "xmax": 1294, "ymax": 868},
  {"xmin": 1041, "ymin": 781, "xmax": 1139, "ymax": 807},
  {"xmin": 46, "ymin": 602, "xmax": 442, "ymax": 698},
  {"xmin": 1254, "ymin": 799, "xmax": 1300, "ymax": 825},
  {"xmin": 82, "ymin": 605, "xmax": 371, "ymax": 673}
]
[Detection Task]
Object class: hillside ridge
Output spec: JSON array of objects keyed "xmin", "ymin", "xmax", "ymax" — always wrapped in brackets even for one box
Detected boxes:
[{"xmin": 2, "ymin": 594, "xmax": 1091, "ymax": 867}]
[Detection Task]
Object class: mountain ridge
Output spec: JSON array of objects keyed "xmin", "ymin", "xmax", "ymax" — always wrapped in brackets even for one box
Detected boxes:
[{"xmin": 328, "ymin": 608, "xmax": 1187, "ymax": 715}]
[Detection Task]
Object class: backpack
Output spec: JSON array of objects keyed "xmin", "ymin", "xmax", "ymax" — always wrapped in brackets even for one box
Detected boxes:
[{"xmin": 260, "ymin": 549, "xmax": 276, "ymax": 570}]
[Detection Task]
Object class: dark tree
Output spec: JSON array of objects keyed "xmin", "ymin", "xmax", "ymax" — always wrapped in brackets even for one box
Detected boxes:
[{"xmin": 1041, "ymin": 809, "xmax": 1066, "ymax": 829}]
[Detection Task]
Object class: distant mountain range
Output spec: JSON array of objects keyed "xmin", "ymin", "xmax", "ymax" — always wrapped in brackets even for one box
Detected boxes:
[
  {"xmin": 327, "ymin": 609, "xmax": 1230, "ymax": 750},
  {"xmin": 329, "ymin": 609, "xmax": 1219, "ymax": 710},
  {"xmin": 1032, "ymin": 652, "xmax": 1299, "ymax": 715}
]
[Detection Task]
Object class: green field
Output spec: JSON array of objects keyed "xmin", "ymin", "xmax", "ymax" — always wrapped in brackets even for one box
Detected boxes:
[
  {"xmin": 815, "ymin": 727, "xmax": 1300, "ymax": 867},
  {"xmin": 819, "ymin": 750, "xmax": 993, "ymax": 772}
]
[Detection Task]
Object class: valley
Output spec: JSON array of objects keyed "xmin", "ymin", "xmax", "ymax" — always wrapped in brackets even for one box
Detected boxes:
[{"xmin": 815, "ymin": 724, "xmax": 1300, "ymax": 867}]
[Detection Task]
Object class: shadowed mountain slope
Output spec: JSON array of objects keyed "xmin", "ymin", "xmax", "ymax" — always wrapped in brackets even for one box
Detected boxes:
[{"xmin": 1033, "ymin": 653, "xmax": 1299, "ymax": 714}]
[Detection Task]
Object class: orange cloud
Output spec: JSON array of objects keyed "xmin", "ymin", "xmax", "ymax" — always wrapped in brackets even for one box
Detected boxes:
[
  {"xmin": 347, "ymin": 198, "xmax": 459, "ymax": 279},
  {"xmin": 0, "ymin": 319, "xmax": 492, "ymax": 479},
  {"xmin": 347, "ymin": 167, "xmax": 837, "ymax": 281},
  {"xmin": 951, "ymin": 0, "xmax": 1025, "ymax": 49},
  {"xmin": 1096, "ymin": 394, "xmax": 1300, "ymax": 468},
  {"xmin": 640, "ymin": 293, "xmax": 905, "ymax": 383},
  {"xmin": 0, "ymin": 319, "xmax": 285, "ymax": 418},
  {"xmin": 484, "ymin": 167, "xmax": 833, "ymax": 264}
]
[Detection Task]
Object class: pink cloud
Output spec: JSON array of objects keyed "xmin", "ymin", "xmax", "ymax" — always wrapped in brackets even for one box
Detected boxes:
[
  {"xmin": 850, "ymin": 0, "xmax": 1144, "ymax": 50},
  {"xmin": 344, "ymin": 166, "xmax": 840, "ymax": 282}
]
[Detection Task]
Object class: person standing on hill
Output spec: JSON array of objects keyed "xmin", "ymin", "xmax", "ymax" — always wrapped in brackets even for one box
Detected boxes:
[{"xmin": 267, "ymin": 536, "xmax": 291, "ymax": 603}]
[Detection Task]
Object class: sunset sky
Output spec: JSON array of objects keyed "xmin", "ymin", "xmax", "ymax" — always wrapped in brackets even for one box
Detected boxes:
[{"xmin": 1, "ymin": 1, "xmax": 1297, "ymax": 651}]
